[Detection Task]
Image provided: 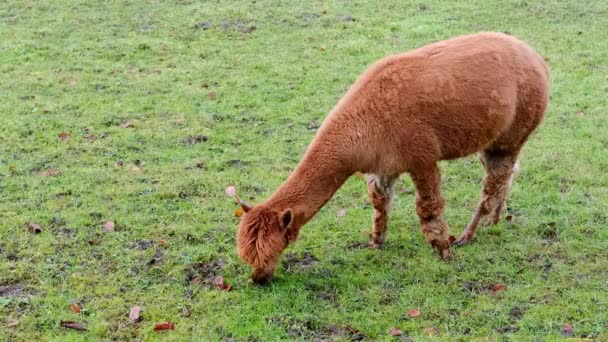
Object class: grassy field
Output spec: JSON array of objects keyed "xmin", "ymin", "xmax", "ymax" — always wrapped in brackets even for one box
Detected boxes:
[{"xmin": 1, "ymin": 0, "xmax": 608, "ymax": 340}]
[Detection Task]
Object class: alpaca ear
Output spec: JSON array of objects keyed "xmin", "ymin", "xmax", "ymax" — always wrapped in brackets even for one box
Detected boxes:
[
  {"xmin": 279, "ymin": 209, "xmax": 293, "ymax": 230},
  {"xmin": 234, "ymin": 194, "xmax": 253, "ymax": 213}
]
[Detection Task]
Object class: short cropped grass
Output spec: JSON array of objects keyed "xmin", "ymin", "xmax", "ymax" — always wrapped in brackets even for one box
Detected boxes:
[{"xmin": 1, "ymin": 0, "xmax": 607, "ymax": 340}]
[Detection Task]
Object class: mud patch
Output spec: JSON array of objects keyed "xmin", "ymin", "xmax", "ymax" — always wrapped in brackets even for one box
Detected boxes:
[
  {"xmin": 301, "ymin": 13, "xmax": 319, "ymax": 21},
  {"xmin": 306, "ymin": 119, "xmax": 320, "ymax": 131},
  {"xmin": 537, "ymin": 222, "xmax": 559, "ymax": 243},
  {"xmin": 282, "ymin": 252, "xmax": 318, "ymax": 273},
  {"xmin": 462, "ymin": 281, "xmax": 491, "ymax": 295},
  {"xmin": 183, "ymin": 135, "xmax": 208, "ymax": 145},
  {"xmin": 305, "ymin": 283, "xmax": 338, "ymax": 302},
  {"xmin": 509, "ymin": 305, "xmax": 526, "ymax": 321},
  {"xmin": 337, "ymin": 15, "xmax": 356, "ymax": 22},
  {"xmin": 220, "ymin": 19, "xmax": 256, "ymax": 34},
  {"xmin": 267, "ymin": 316, "xmax": 354, "ymax": 340},
  {"xmin": 148, "ymin": 248, "xmax": 164, "ymax": 265},
  {"xmin": 346, "ymin": 241, "xmax": 368, "ymax": 250},
  {"xmin": 496, "ymin": 325, "xmax": 519, "ymax": 333},
  {"xmin": 133, "ymin": 239, "xmax": 154, "ymax": 250},
  {"xmin": 184, "ymin": 259, "xmax": 226, "ymax": 286},
  {"xmin": 227, "ymin": 159, "xmax": 248, "ymax": 169},
  {"xmin": 0, "ymin": 284, "xmax": 25, "ymax": 298}
]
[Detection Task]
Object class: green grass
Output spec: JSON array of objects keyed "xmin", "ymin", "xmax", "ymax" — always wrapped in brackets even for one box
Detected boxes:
[{"xmin": 1, "ymin": 0, "xmax": 607, "ymax": 340}]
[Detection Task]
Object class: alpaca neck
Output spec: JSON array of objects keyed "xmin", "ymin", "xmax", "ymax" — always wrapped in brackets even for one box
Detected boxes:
[{"xmin": 265, "ymin": 140, "xmax": 354, "ymax": 225}]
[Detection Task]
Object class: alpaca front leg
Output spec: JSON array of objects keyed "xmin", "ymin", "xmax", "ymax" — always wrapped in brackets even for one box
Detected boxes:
[
  {"xmin": 366, "ymin": 174, "xmax": 397, "ymax": 248},
  {"xmin": 410, "ymin": 164, "xmax": 451, "ymax": 260}
]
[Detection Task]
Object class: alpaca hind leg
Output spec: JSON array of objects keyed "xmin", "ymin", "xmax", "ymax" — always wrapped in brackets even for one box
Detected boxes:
[
  {"xmin": 366, "ymin": 174, "xmax": 397, "ymax": 248},
  {"xmin": 409, "ymin": 164, "xmax": 451, "ymax": 260},
  {"xmin": 453, "ymin": 149, "xmax": 520, "ymax": 246}
]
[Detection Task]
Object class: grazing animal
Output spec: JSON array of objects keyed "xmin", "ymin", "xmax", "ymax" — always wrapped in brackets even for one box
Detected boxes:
[{"xmin": 235, "ymin": 32, "xmax": 550, "ymax": 284}]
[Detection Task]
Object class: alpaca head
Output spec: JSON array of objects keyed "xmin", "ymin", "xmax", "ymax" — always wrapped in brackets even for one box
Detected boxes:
[{"xmin": 235, "ymin": 199, "xmax": 299, "ymax": 285}]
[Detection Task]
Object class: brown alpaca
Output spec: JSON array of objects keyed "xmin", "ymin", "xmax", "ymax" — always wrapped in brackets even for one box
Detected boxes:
[{"xmin": 235, "ymin": 32, "xmax": 550, "ymax": 284}]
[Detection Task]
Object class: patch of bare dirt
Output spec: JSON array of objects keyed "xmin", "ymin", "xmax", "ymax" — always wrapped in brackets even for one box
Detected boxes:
[{"xmin": 282, "ymin": 252, "xmax": 318, "ymax": 273}]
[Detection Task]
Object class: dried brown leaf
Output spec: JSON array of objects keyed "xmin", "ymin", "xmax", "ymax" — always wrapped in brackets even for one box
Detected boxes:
[
  {"xmin": 58, "ymin": 131, "xmax": 70, "ymax": 140},
  {"xmin": 562, "ymin": 323, "xmax": 574, "ymax": 337},
  {"xmin": 69, "ymin": 80, "xmax": 77, "ymax": 87},
  {"xmin": 505, "ymin": 215, "xmax": 513, "ymax": 222},
  {"xmin": 407, "ymin": 308, "xmax": 421, "ymax": 318},
  {"xmin": 207, "ymin": 92, "xmax": 217, "ymax": 100},
  {"xmin": 389, "ymin": 327, "xmax": 403, "ymax": 336},
  {"xmin": 448, "ymin": 235, "xmax": 456, "ymax": 243},
  {"xmin": 71, "ymin": 303, "xmax": 81, "ymax": 314},
  {"xmin": 39, "ymin": 169, "xmax": 61, "ymax": 177},
  {"xmin": 27, "ymin": 222, "xmax": 42, "ymax": 234},
  {"xmin": 7, "ymin": 319, "xmax": 19, "ymax": 328},
  {"xmin": 120, "ymin": 121, "xmax": 134, "ymax": 128},
  {"xmin": 576, "ymin": 111, "xmax": 584, "ymax": 117},
  {"xmin": 103, "ymin": 221, "xmax": 115, "ymax": 233},
  {"xmin": 154, "ymin": 321, "xmax": 175, "ymax": 331},
  {"xmin": 492, "ymin": 284, "xmax": 507, "ymax": 293},
  {"xmin": 336, "ymin": 208, "xmax": 346, "ymax": 217},
  {"xmin": 60, "ymin": 321, "xmax": 87, "ymax": 331},
  {"xmin": 129, "ymin": 306, "xmax": 141, "ymax": 322},
  {"xmin": 158, "ymin": 240, "xmax": 169, "ymax": 248}
]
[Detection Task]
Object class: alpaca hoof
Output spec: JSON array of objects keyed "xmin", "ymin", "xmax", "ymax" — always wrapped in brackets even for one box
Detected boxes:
[
  {"xmin": 451, "ymin": 235, "xmax": 473, "ymax": 247},
  {"xmin": 367, "ymin": 240, "xmax": 384, "ymax": 249},
  {"xmin": 430, "ymin": 240, "xmax": 451, "ymax": 260}
]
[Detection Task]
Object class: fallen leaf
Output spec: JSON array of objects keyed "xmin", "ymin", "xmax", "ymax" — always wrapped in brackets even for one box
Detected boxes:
[
  {"xmin": 234, "ymin": 208, "xmax": 244, "ymax": 217},
  {"xmin": 7, "ymin": 319, "xmax": 19, "ymax": 328},
  {"xmin": 562, "ymin": 323, "xmax": 574, "ymax": 337},
  {"xmin": 207, "ymin": 92, "xmax": 217, "ymax": 100},
  {"xmin": 39, "ymin": 169, "xmax": 61, "ymax": 177},
  {"xmin": 129, "ymin": 306, "xmax": 141, "ymax": 322},
  {"xmin": 154, "ymin": 321, "xmax": 175, "ymax": 331},
  {"xmin": 58, "ymin": 131, "xmax": 70, "ymax": 140},
  {"xmin": 69, "ymin": 80, "xmax": 77, "ymax": 87},
  {"xmin": 120, "ymin": 121, "xmax": 134, "ymax": 128},
  {"xmin": 354, "ymin": 172, "xmax": 363, "ymax": 178},
  {"xmin": 337, "ymin": 208, "xmax": 346, "ymax": 217},
  {"xmin": 201, "ymin": 83, "xmax": 209, "ymax": 88},
  {"xmin": 60, "ymin": 321, "xmax": 87, "ymax": 331},
  {"xmin": 103, "ymin": 221, "xmax": 115, "ymax": 233},
  {"xmin": 389, "ymin": 327, "xmax": 403, "ymax": 336},
  {"xmin": 131, "ymin": 166, "xmax": 143, "ymax": 173},
  {"xmin": 492, "ymin": 284, "xmax": 507, "ymax": 293},
  {"xmin": 505, "ymin": 215, "xmax": 513, "ymax": 222},
  {"xmin": 27, "ymin": 222, "xmax": 42, "ymax": 234},
  {"xmin": 225, "ymin": 185, "xmax": 236, "ymax": 197},
  {"xmin": 71, "ymin": 303, "xmax": 81, "ymax": 314},
  {"xmin": 448, "ymin": 235, "xmax": 456, "ymax": 243},
  {"xmin": 407, "ymin": 308, "xmax": 421, "ymax": 318},
  {"xmin": 85, "ymin": 134, "xmax": 97, "ymax": 141},
  {"xmin": 190, "ymin": 277, "xmax": 202, "ymax": 284},
  {"xmin": 211, "ymin": 276, "xmax": 232, "ymax": 291},
  {"xmin": 424, "ymin": 327, "xmax": 439, "ymax": 336},
  {"xmin": 159, "ymin": 239, "xmax": 169, "ymax": 248},
  {"xmin": 576, "ymin": 111, "xmax": 584, "ymax": 117}
]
